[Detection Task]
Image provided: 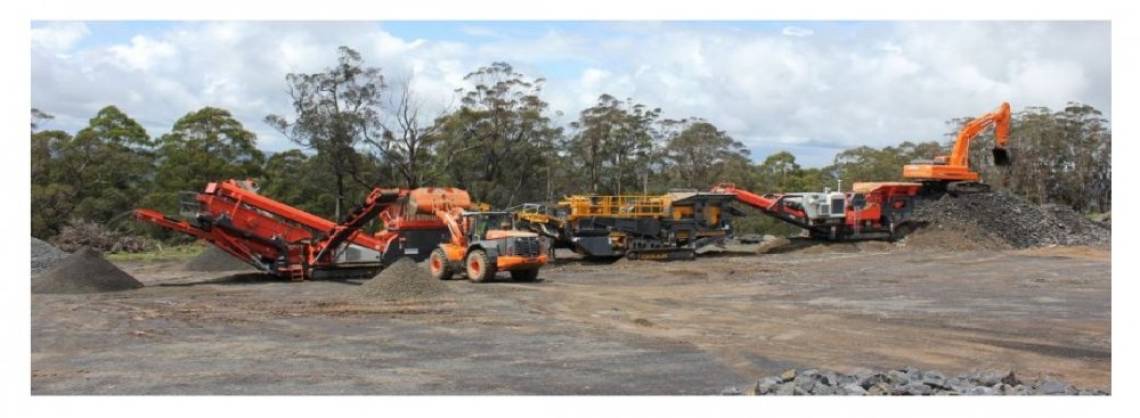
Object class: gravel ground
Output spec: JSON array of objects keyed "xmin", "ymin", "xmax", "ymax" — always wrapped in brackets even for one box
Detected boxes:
[{"xmin": 32, "ymin": 246, "xmax": 1110, "ymax": 394}]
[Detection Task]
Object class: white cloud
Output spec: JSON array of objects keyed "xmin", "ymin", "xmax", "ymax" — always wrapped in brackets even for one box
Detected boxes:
[
  {"xmin": 782, "ymin": 26, "xmax": 814, "ymax": 37},
  {"xmin": 109, "ymin": 36, "xmax": 178, "ymax": 71},
  {"xmin": 31, "ymin": 22, "xmax": 89, "ymax": 51},
  {"xmin": 31, "ymin": 21, "xmax": 1110, "ymax": 167}
]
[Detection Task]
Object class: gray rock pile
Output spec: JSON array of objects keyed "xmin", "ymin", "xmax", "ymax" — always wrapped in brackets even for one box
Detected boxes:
[
  {"xmin": 357, "ymin": 257, "xmax": 449, "ymax": 300},
  {"xmin": 32, "ymin": 247, "xmax": 143, "ymax": 294},
  {"xmin": 32, "ymin": 237, "xmax": 68, "ymax": 275},
  {"xmin": 908, "ymin": 192, "xmax": 1110, "ymax": 248},
  {"xmin": 184, "ymin": 246, "xmax": 254, "ymax": 272},
  {"xmin": 744, "ymin": 367, "xmax": 1107, "ymax": 396}
]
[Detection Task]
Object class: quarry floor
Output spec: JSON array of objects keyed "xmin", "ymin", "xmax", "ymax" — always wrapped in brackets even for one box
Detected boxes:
[{"xmin": 31, "ymin": 245, "xmax": 1111, "ymax": 395}]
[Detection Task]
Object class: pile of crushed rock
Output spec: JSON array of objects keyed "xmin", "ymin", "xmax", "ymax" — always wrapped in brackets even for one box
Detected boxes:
[
  {"xmin": 357, "ymin": 257, "xmax": 449, "ymax": 300},
  {"xmin": 184, "ymin": 246, "xmax": 254, "ymax": 272},
  {"xmin": 731, "ymin": 367, "xmax": 1107, "ymax": 396},
  {"xmin": 904, "ymin": 192, "xmax": 1110, "ymax": 250},
  {"xmin": 32, "ymin": 247, "xmax": 143, "ymax": 294},
  {"xmin": 32, "ymin": 237, "xmax": 68, "ymax": 275}
]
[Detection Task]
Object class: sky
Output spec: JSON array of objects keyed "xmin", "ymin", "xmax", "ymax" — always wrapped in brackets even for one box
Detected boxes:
[{"xmin": 30, "ymin": 21, "xmax": 1110, "ymax": 167}]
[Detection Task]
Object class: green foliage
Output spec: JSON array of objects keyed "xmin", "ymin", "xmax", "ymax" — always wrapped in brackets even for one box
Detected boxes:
[
  {"xmin": 566, "ymin": 94, "xmax": 661, "ymax": 194},
  {"xmin": 661, "ymin": 119, "xmax": 750, "ymax": 190},
  {"xmin": 104, "ymin": 243, "xmax": 205, "ymax": 262},
  {"xmin": 31, "ymin": 106, "xmax": 154, "ymax": 238},
  {"xmin": 265, "ymin": 46, "xmax": 386, "ymax": 218},
  {"xmin": 967, "ymin": 103, "xmax": 1111, "ymax": 212},
  {"xmin": 824, "ymin": 141, "xmax": 941, "ymax": 190},
  {"xmin": 146, "ymin": 107, "xmax": 265, "ymax": 214},
  {"xmin": 430, "ymin": 62, "xmax": 563, "ymax": 207},
  {"xmin": 28, "ymin": 47, "xmax": 1112, "ymax": 245},
  {"xmin": 258, "ymin": 150, "xmax": 343, "ymax": 217}
]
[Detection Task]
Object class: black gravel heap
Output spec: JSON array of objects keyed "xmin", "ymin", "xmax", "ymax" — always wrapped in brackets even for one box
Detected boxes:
[
  {"xmin": 910, "ymin": 192, "xmax": 1109, "ymax": 248},
  {"xmin": 734, "ymin": 367, "xmax": 1107, "ymax": 396}
]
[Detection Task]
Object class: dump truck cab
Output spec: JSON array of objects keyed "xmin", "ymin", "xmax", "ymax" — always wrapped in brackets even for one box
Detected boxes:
[{"xmin": 429, "ymin": 210, "xmax": 548, "ymax": 282}]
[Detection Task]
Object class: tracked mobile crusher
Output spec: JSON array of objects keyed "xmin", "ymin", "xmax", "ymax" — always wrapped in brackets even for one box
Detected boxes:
[{"xmin": 516, "ymin": 191, "xmax": 741, "ymax": 260}]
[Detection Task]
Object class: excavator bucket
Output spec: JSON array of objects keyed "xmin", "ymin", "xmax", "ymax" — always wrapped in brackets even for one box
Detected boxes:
[{"xmin": 992, "ymin": 147, "xmax": 1012, "ymax": 166}]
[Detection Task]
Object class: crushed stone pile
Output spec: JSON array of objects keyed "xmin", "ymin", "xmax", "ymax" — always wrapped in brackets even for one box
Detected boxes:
[
  {"xmin": 32, "ymin": 247, "xmax": 143, "ymax": 294},
  {"xmin": 32, "ymin": 237, "xmax": 68, "ymax": 275},
  {"xmin": 184, "ymin": 246, "xmax": 254, "ymax": 272},
  {"xmin": 905, "ymin": 192, "xmax": 1110, "ymax": 249},
  {"xmin": 733, "ymin": 367, "xmax": 1107, "ymax": 396},
  {"xmin": 357, "ymin": 257, "xmax": 449, "ymax": 300}
]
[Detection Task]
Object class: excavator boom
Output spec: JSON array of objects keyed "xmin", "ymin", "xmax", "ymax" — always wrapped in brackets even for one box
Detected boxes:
[{"xmin": 948, "ymin": 101, "xmax": 1012, "ymax": 167}]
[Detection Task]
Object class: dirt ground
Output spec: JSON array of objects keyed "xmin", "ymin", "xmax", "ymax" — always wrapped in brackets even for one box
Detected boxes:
[{"xmin": 31, "ymin": 245, "xmax": 1111, "ymax": 395}]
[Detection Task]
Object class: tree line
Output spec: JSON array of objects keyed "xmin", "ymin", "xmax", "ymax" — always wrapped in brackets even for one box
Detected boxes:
[{"xmin": 31, "ymin": 46, "xmax": 1111, "ymax": 241}]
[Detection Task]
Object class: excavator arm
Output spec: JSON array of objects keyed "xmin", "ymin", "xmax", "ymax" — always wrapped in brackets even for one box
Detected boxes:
[{"xmin": 947, "ymin": 101, "xmax": 1012, "ymax": 167}]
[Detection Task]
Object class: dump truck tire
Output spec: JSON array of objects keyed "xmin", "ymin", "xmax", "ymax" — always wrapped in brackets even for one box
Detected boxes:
[
  {"xmin": 429, "ymin": 248, "xmax": 454, "ymax": 280},
  {"xmin": 510, "ymin": 268, "xmax": 539, "ymax": 282},
  {"xmin": 465, "ymin": 249, "xmax": 495, "ymax": 283}
]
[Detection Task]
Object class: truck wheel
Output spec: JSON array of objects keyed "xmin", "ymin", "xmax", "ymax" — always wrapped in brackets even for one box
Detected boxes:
[
  {"xmin": 465, "ymin": 249, "xmax": 495, "ymax": 283},
  {"xmin": 510, "ymin": 268, "xmax": 539, "ymax": 282},
  {"xmin": 428, "ymin": 248, "xmax": 454, "ymax": 280}
]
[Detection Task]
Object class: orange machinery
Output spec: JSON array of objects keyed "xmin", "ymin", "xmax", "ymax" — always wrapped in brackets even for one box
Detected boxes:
[
  {"xmin": 712, "ymin": 182, "xmax": 922, "ymax": 241},
  {"xmin": 903, "ymin": 102, "xmax": 1013, "ymax": 194},
  {"xmin": 427, "ymin": 193, "xmax": 548, "ymax": 282},
  {"xmin": 134, "ymin": 179, "xmax": 468, "ymax": 280}
]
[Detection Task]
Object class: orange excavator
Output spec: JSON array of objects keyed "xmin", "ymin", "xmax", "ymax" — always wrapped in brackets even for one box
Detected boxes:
[
  {"xmin": 903, "ymin": 101, "xmax": 1013, "ymax": 194},
  {"xmin": 426, "ymin": 190, "xmax": 548, "ymax": 282}
]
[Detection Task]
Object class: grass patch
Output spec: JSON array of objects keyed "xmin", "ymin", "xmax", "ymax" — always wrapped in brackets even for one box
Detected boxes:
[{"xmin": 105, "ymin": 243, "xmax": 205, "ymax": 262}]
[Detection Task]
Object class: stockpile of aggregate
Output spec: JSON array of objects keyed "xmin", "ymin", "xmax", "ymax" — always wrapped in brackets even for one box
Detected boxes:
[
  {"xmin": 357, "ymin": 257, "xmax": 449, "ymax": 300},
  {"xmin": 904, "ymin": 191, "xmax": 1109, "ymax": 249},
  {"xmin": 734, "ymin": 367, "xmax": 1107, "ymax": 396},
  {"xmin": 184, "ymin": 246, "xmax": 255, "ymax": 271},
  {"xmin": 31, "ymin": 237, "xmax": 68, "ymax": 275},
  {"xmin": 32, "ymin": 247, "xmax": 143, "ymax": 294}
]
